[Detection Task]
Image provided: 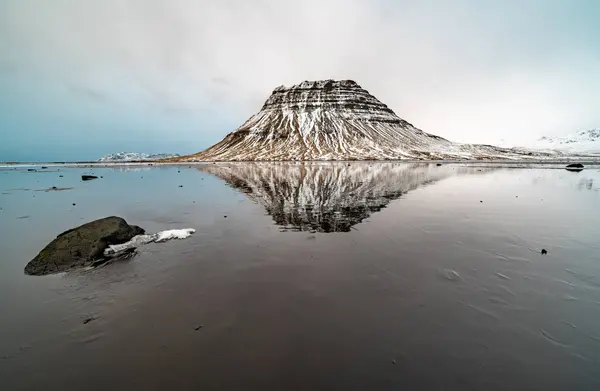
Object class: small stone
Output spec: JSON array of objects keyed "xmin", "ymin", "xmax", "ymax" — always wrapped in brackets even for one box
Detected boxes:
[
  {"xmin": 541, "ymin": 249, "xmax": 548, "ymax": 255},
  {"xmin": 224, "ymin": 215, "xmax": 227, "ymax": 218},
  {"xmin": 72, "ymin": 203, "xmax": 76, "ymax": 206},
  {"xmin": 436, "ymin": 163, "xmax": 442, "ymax": 166},
  {"xmin": 81, "ymin": 175, "xmax": 98, "ymax": 181},
  {"xmin": 52, "ymin": 186, "xmax": 57, "ymax": 189},
  {"xmin": 392, "ymin": 360, "xmax": 396, "ymax": 365},
  {"xmin": 83, "ymin": 317, "xmax": 96, "ymax": 324},
  {"xmin": 194, "ymin": 325, "xmax": 203, "ymax": 331},
  {"xmin": 178, "ymin": 185, "xmax": 183, "ymax": 188},
  {"xmin": 480, "ymin": 200, "xmax": 483, "ymax": 203},
  {"xmin": 59, "ymin": 175, "xmax": 63, "ymax": 178}
]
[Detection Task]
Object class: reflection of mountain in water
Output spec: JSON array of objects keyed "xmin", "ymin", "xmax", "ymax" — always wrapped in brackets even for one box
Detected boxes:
[{"xmin": 200, "ymin": 163, "xmax": 495, "ymax": 232}]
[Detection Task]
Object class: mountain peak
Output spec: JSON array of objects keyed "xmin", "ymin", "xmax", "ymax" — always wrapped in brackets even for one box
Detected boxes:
[{"xmin": 175, "ymin": 80, "xmax": 553, "ymax": 161}]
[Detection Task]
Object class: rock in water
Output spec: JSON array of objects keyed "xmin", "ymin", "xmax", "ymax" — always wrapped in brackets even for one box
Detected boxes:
[
  {"xmin": 565, "ymin": 163, "xmax": 584, "ymax": 172},
  {"xmin": 24, "ymin": 217, "xmax": 144, "ymax": 275},
  {"xmin": 173, "ymin": 79, "xmax": 549, "ymax": 161},
  {"xmin": 82, "ymin": 175, "xmax": 98, "ymax": 181}
]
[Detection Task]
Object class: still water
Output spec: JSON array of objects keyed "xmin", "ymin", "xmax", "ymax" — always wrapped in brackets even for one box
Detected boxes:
[{"xmin": 1, "ymin": 162, "xmax": 599, "ymax": 390}]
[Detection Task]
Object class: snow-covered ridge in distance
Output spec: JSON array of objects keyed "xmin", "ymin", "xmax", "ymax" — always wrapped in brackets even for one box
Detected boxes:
[
  {"xmin": 173, "ymin": 79, "xmax": 558, "ymax": 162},
  {"xmin": 530, "ymin": 129, "xmax": 600, "ymax": 154},
  {"xmin": 98, "ymin": 152, "xmax": 181, "ymax": 162}
]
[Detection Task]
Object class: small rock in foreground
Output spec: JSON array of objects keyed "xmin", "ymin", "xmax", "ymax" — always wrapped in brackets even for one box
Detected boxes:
[
  {"xmin": 81, "ymin": 175, "xmax": 98, "ymax": 181},
  {"xmin": 83, "ymin": 317, "xmax": 97, "ymax": 324},
  {"xmin": 541, "ymin": 249, "xmax": 548, "ymax": 255},
  {"xmin": 24, "ymin": 216, "xmax": 144, "ymax": 276}
]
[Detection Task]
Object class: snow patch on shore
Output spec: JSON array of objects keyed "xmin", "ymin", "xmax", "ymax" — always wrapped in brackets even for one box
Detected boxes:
[{"xmin": 104, "ymin": 228, "xmax": 196, "ymax": 256}]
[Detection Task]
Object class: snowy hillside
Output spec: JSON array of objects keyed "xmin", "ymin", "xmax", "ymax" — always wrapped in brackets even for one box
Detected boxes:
[
  {"xmin": 529, "ymin": 129, "xmax": 600, "ymax": 154},
  {"xmin": 98, "ymin": 152, "xmax": 181, "ymax": 162},
  {"xmin": 174, "ymin": 80, "xmax": 555, "ymax": 161}
]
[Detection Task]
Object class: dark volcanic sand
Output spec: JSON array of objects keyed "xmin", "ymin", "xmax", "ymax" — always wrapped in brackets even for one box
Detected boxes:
[{"xmin": 1, "ymin": 162, "xmax": 599, "ymax": 390}]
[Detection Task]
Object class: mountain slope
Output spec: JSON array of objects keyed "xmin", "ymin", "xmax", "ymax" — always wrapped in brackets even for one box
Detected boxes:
[{"xmin": 176, "ymin": 80, "xmax": 553, "ymax": 161}]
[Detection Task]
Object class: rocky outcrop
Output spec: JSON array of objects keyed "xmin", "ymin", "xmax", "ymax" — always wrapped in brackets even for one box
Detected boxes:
[
  {"xmin": 175, "ymin": 79, "xmax": 553, "ymax": 161},
  {"xmin": 24, "ymin": 217, "xmax": 144, "ymax": 275}
]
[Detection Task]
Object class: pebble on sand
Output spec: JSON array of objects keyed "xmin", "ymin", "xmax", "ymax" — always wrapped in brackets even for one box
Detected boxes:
[{"xmin": 541, "ymin": 249, "xmax": 548, "ymax": 255}]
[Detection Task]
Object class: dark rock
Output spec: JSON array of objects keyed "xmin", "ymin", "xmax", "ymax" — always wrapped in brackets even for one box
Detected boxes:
[
  {"xmin": 178, "ymin": 185, "xmax": 183, "ymax": 187},
  {"xmin": 566, "ymin": 163, "xmax": 584, "ymax": 168},
  {"xmin": 59, "ymin": 175, "xmax": 64, "ymax": 178},
  {"xmin": 27, "ymin": 169, "xmax": 36, "ymax": 172},
  {"xmin": 83, "ymin": 317, "xmax": 97, "ymax": 324},
  {"xmin": 100, "ymin": 176, "xmax": 103, "ymax": 178},
  {"xmin": 436, "ymin": 163, "xmax": 442, "ymax": 166},
  {"xmin": 81, "ymin": 175, "xmax": 98, "ymax": 181},
  {"xmin": 194, "ymin": 325, "xmax": 203, "ymax": 331},
  {"xmin": 24, "ymin": 216, "xmax": 145, "ymax": 276},
  {"xmin": 72, "ymin": 203, "xmax": 76, "ymax": 206},
  {"xmin": 541, "ymin": 249, "xmax": 548, "ymax": 255},
  {"xmin": 224, "ymin": 215, "xmax": 227, "ymax": 218},
  {"xmin": 41, "ymin": 166, "xmax": 48, "ymax": 169},
  {"xmin": 565, "ymin": 168, "xmax": 584, "ymax": 172}
]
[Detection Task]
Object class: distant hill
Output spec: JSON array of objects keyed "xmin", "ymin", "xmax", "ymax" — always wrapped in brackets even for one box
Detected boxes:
[
  {"xmin": 529, "ymin": 129, "xmax": 600, "ymax": 154},
  {"xmin": 97, "ymin": 152, "xmax": 181, "ymax": 162}
]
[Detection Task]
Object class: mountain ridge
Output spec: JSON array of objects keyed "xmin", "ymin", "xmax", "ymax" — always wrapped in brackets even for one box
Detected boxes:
[{"xmin": 98, "ymin": 152, "xmax": 181, "ymax": 162}]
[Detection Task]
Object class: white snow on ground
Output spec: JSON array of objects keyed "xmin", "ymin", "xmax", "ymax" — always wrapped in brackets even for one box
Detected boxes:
[
  {"xmin": 155, "ymin": 228, "xmax": 196, "ymax": 242},
  {"xmin": 104, "ymin": 228, "xmax": 196, "ymax": 256}
]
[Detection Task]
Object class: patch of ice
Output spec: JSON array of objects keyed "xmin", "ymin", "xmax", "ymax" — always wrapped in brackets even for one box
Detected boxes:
[
  {"xmin": 103, "ymin": 228, "xmax": 196, "ymax": 256},
  {"xmin": 155, "ymin": 228, "xmax": 196, "ymax": 242}
]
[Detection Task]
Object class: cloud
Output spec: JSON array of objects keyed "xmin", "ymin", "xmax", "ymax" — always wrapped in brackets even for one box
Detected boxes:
[{"xmin": 1, "ymin": 0, "xmax": 599, "ymax": 146}]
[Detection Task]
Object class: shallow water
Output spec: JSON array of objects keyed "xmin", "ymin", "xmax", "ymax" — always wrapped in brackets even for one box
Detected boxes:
[{"xmin": 1, "ymin": 162, "xmax": 600, "ymax": 390}]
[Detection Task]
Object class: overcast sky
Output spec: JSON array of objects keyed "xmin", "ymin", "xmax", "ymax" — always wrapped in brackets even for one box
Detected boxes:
[{"xmin": 1, "ymin": 0, "xmax": 599, "ymax": 161}]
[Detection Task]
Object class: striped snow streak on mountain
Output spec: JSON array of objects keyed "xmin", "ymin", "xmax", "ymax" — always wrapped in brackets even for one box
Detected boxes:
[{"xmin": 178, "ymin": 80, "xmax": 554, "ymax": 161}]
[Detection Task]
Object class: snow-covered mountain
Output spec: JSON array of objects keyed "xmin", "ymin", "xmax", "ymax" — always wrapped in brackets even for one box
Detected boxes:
[
  {"xmin": 174, "ymin": 80, "xmax": 553, "ymax": 161},
  {"xmin": 98, "ymin": 152, "xmax": 180, "ymax": 162},
  {"xmin": 529, "ymin": 129, "xmax": 600, "ymax": 154},
  {"xmin": 199, "ymin": 162, "xmax": 498, "ymax": 232}
]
